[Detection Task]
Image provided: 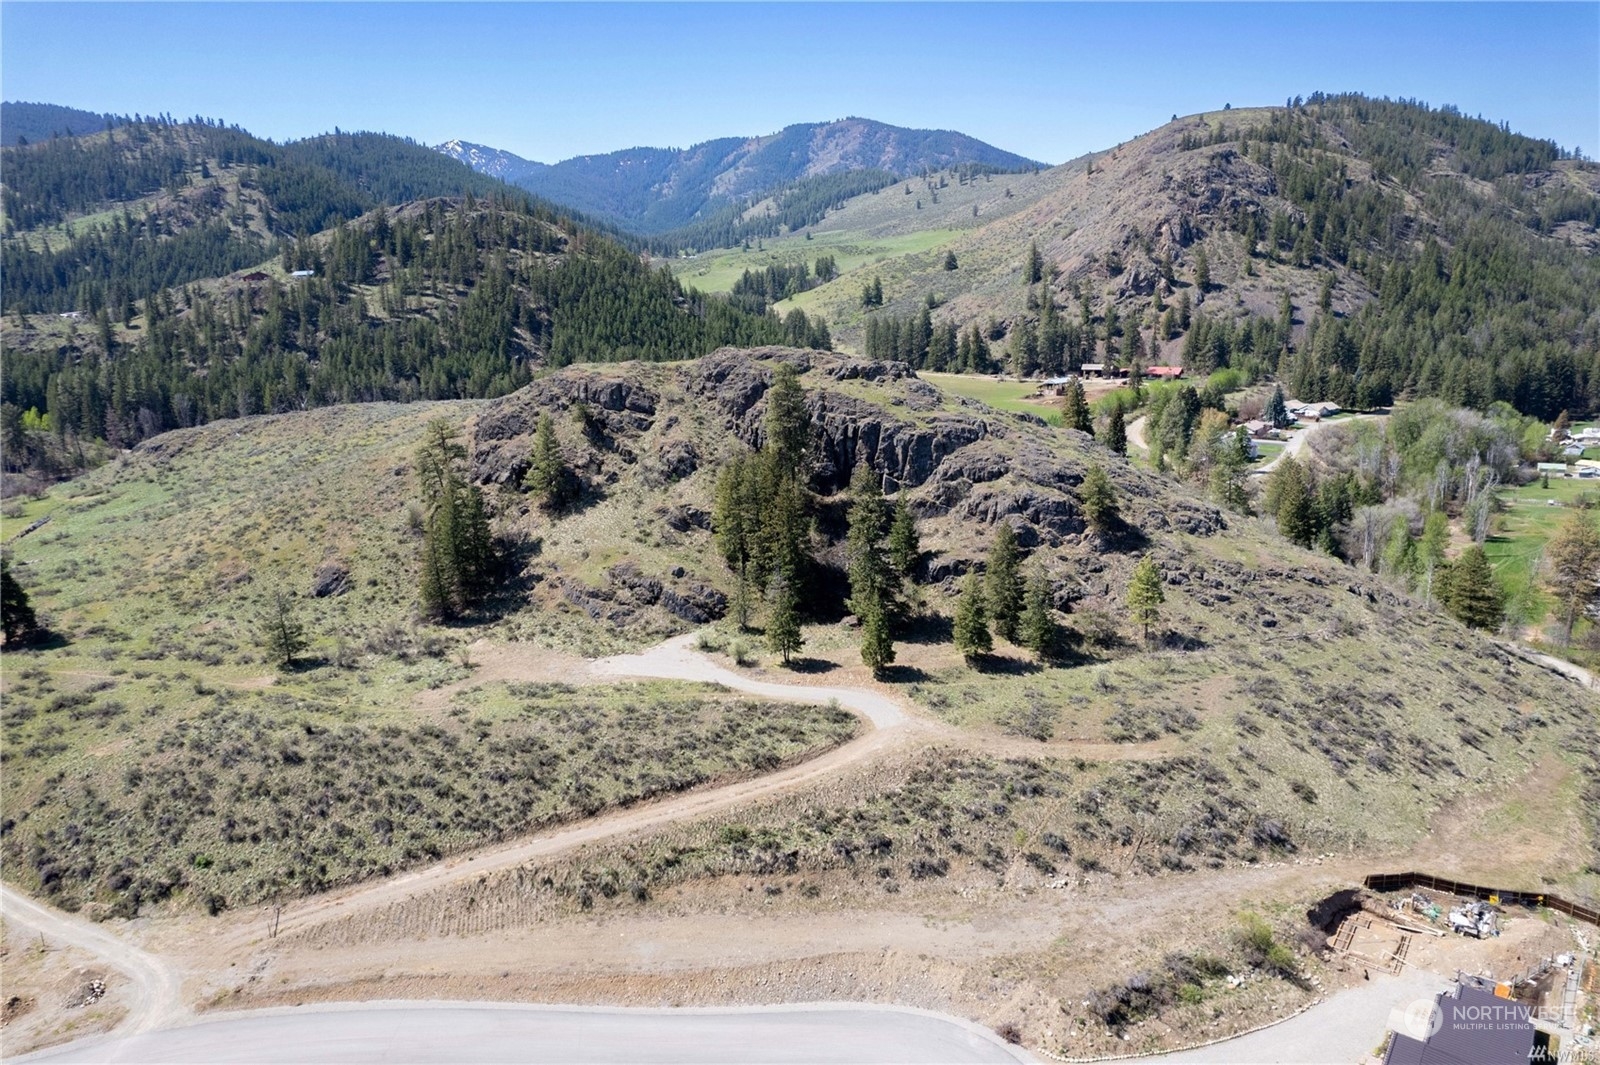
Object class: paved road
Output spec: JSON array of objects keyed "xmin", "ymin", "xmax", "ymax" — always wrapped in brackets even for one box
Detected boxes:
[
  {"xmin": 1122, "ymin": 968, "xmax": 1448, "ymax": 1065},
  {"xmin": 19, "ymin": 1002, "xmax": 1034, "ymax": 1064}
]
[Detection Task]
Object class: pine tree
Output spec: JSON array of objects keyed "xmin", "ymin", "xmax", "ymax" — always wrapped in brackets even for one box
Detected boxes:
[
  {"xmin": 888, "ymin": 491, "xmax": 920, "ymax": 582},
  {"xmin": 415, "ymin": 417, "xmax": 494, "ymax": 618},
  {"xmin": 523, "ymin": 412, "xmax": 574, "ymax": 510},
  {"xmin": 1127, "ymin": 555, "xmax": 1165, "ymax": 646},
  {"xmin": 859, "ymin": 598, "xmax": 895, "ymax": 676},
  {"xmin": 760, "ymin": 467, "xmax": 811, "ymax": 591},
  {"xmin": 986, "ymin": 524, "xmax": 1023, "ymax": 643},
  {"xmin": 1269, "ymin": 457, "xmax": 1316, "ymax": 547},
  {"xmin": 1079, "ymin": 464, "xmax": 1118, "ymax": 534},
  {"xmin": 419, "ymin": 496, "xmax": 462, "ymax": 620},
  {"xmin": 454, "ymin": 479, "xmax": 494, "ymax": 600},
  {"xmin": 943, "ymin": 251, "xmax": 958, "ymax": 271},
  {"xmin": 713, "ymin": 452, "xmax": 756, "ymax": 582},
  {"xmin": 1264, "ymin": 385, "xmax": 1290, "ymax": 429},
  {"xmin": 764, "ymin": 364, "xmax": 810, "ymax": 479},
  {"xmin": 953, "ymin": 570, "xmax": 992, "ymax": 662},
  {"xmin": 1061, "ymin": 378, "xmax": 1093, "ymax": 435},
  {"xmin": 845, "ymin": 463, "xmax": 891, "ymax": 619},
  {"xmin": 1, "ymin": 555, "xmax": 40, "ymax": 645},
  {"xmin": 1105, "ymin": 404, "xmax": 1129, "ymax": 455},
  {"xmin": 1025, "ymin": 242, "xmax": 1043, "ymax": 285},
  {"xmin": 1443, "ymin": 545, "xmax": 1503, "ymax": 631},
  {"xmin": 259, "ymin": 589, "xmax": 308, "ymax": 669},
  {"xmin": 1545, "ymin": 510, "xmax": 1600, "ymax": 644},
  {"xmin": 1418, "ymin": 510, "xmax": 1451, "ymax": 604},
  {"xmin": 1020, "ymin": 568, "xmax": 1061, "ymax": 662},
  {"xmin": 1193, "ymin": 246, "xmax": 1210, "ymax": 293},
  {"xmin": 765, "ymin": 574, "xmax": 804, "ymax": 665}
]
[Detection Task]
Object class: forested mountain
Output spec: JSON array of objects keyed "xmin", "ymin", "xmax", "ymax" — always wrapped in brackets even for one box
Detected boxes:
[
  {"xmin": 1, "ymin": 101, "xmax": 131, "ymax": 146},
  {"xmin": 435, "ymin": 139, "xmax": 548, "ymax": 184},
  {"xmin": 0, "ymin": 119, "xmax": 830, "ymax": 458},
  {"xmin": 445, "ymin": 117, "xmax": 1042, "ymax": 237},
  {"xmin": 731, "ymin": 94, "xmax": 1600, "ymax": 421}
]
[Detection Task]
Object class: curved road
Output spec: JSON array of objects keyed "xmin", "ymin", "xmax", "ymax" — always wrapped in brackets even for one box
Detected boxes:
[
  {"xmin": 1125, "ymin": 968, "xmax": 1448, "ymax": 1065},
  {"xmin": 244, "ymin": 635, "xmax": 917, "ymax": 945},
  {"xmin": 18, "ymin": 1002, "xmax": 1032, "ymax": 1064},
  {"xmin": 0, "ymin": 884, "xmax": 188, "ymax": 1036},
  {"xmin": 591, "ymin": 634, "xmax": 906, "ymax": 727}
]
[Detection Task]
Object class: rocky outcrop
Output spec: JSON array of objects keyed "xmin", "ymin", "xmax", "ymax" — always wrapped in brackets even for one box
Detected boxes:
[
  {"xmin": 560, "ymin": 563, "xmax": 728, "ymax": 628},
  {"xmin": 685, "ymin": 348, "xmax": 996, "ymax": 493},
  {"xmin": 467, "ymin": 368, "xmax": 658, "ymax": 485},
  {"xmin": 309, "ymin": 560, "xmax": 351, "ymax": 598},
  {"xmin": 468, "ymin": 348, "xmax": 1223, "ymax": 567}
]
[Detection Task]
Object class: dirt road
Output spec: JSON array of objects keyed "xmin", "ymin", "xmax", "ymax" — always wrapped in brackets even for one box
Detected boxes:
[
  {"xmin": 1525, "ymin": 648, "xmax": 1600, "ymax": 691},
  {"xmin": 217, "ymin": 635, "xmax": 922, "ymax": 948},
  {"xmin": 0, "ymin": 884, "xmax": 188, "ymax": 1036},
  {"xmin": 1255, "ymin": 413, "xmax": 1385, "ymax": 476},
  {"xmin": 1126, "ymin": 415, "xmax": 1148, "ymax": 454},
  {"xmin": 591, "ymin": 634, "xmax": 907, "ymax": 728}
]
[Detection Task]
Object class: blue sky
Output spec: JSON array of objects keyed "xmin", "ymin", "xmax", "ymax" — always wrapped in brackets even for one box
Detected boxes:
[{"xmin": 3, "ymin": 3, "xmax": 1596, "ymax": 163}]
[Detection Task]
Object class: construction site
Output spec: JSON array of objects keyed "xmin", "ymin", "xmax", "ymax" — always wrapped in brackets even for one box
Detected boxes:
[{"xmin": 1310, "ymin": 874, "xmax": 1598, "ymax": 1063}]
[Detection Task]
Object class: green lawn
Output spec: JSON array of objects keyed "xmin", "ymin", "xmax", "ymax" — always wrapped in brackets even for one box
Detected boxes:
[
  {"xmin": 1250, "ymin": 441, "xmax": 1285, "ymax": 468},
  {"xmin": 920, "ymin": 373, "xmax": 1064, "ymax": 425},
  {"xmin": 1487, "ymin": 478, "xmax": 1600, "ymax": 624}
]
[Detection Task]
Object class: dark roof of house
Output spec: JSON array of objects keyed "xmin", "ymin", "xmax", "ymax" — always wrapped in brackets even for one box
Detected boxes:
[{"xmin": 1384, "ymin": 985, "xmax": 1533, "ymax": 1065}]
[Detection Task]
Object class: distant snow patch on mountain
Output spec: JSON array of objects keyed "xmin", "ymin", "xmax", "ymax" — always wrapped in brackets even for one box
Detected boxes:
[{"xmin": 434, "ymin": 139, "xmax": 546, "ymax": 183}]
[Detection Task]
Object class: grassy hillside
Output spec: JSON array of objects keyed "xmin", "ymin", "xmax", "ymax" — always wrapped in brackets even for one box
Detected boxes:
[
  {"xmin": 667, "ymin": 96, "xmax": 1600, "ymax": 422},
  {"xmin": 4, "ymin": 349, "xmax": 1595, "ymax": 920},
  {"xmin": 0, "ymin": 400, "xmax": 857, "ymax": 915}
]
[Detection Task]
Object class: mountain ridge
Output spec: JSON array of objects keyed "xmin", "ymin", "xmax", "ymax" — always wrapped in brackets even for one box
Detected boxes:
[
  {"xmin": 438, "ymin": 117, "xmax": 1044, "ymax": 235},
  {"xmin": 434, "ymin": 138, "xmax": 548, "ymax": 184}
]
